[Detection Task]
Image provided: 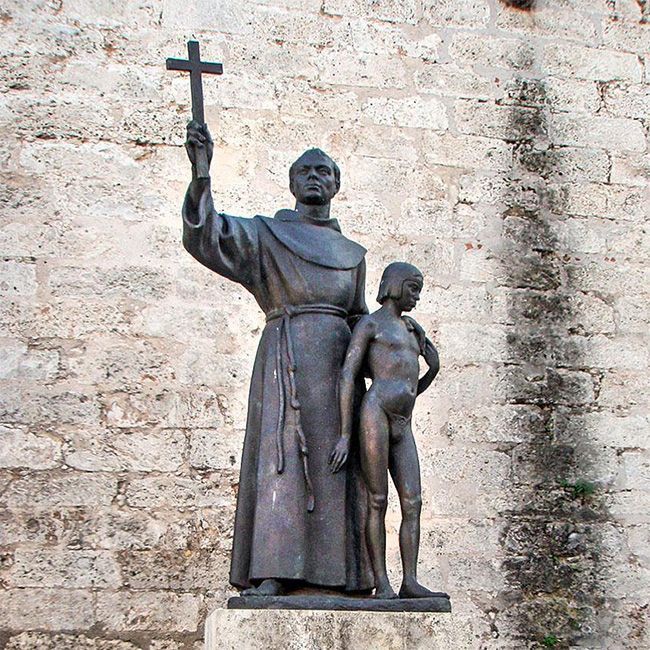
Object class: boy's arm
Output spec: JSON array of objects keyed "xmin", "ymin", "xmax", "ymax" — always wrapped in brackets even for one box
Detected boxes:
[
  {"xmin": 417, "ymin": 338, "xmax": 440, "ymax": 395},
  {"xmin": 329, "ymin": 318, "xmax": 374, "ymax": 473}
]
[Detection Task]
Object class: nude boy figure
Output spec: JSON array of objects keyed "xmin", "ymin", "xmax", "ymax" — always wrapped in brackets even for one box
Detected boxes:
[{"xmin": 330, "ymin": 262, "xmax": 440, "ymax": 599}]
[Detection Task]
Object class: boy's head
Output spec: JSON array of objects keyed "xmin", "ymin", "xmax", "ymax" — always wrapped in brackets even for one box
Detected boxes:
[{"xmin": 377, "ymin": 262, "xmax": 423, "ymax": 311}]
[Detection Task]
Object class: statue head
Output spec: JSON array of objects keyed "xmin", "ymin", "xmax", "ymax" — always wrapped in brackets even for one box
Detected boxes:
[
  {"xmin": 289, "ymin": 148, "xmax": 340, "ymax": 206},
  {"xmin": 377, "ymin": 262, "xmax": 423, "ymax": 311}
]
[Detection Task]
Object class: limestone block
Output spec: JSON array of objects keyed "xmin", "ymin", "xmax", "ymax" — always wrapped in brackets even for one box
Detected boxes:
[
  {"xmin": 584, "ymin": 335, "xmax": 649, "ymax": 371},
  {"xmin": 64, "ymin": 428, "xmax": 186, "ymax": 473},
  {"xmin": 119, "ymin": 549, "xmax": 229, "ymax": 591},
  {"xmin": 416, "ymin": 64, "xmax": 497, "ymax": 99},
  {"xmin": 362, "ymin": 95, "xmax": 448, "ymax": 130},
  {"xmin": 189, "ymin": 428, "xmax": 244, "ymax": 471},
  {"xmin": 9, "ymin": 549, "xmax": 121, "ymax": 589},
  {"xmin": 125, "ymin": 474, "xmax": 236, "ymax": 510},
  {"xmin": 495, "ymin": 4, "xmax": 598, "ymax": 43},
  {"xmin": 2, "ymin": 472, "xmax": 118, "ymax": 508},
  {"xmin": 0, "ymin": 341, "xmax": 59, "ymax": 381},
  {"xmin": 0, "ymin": 425, "xmax": 60, "ymax": 469},
  {"xmin": 603, "ymin": 19, "xmax": 650, "ymax": 53},
  {"xmin": 322, "ymin": 0, "xmax": 418, "ymax": 24},
  {"xmin": 3, "ymin": 632, "xmax": 141, "ymax": 650},
  {"xmin": 497, "ymin": 366, "xmax": 596, "ymax": 407},
  {"xmin": 549, "ymin": 114, "xmax": 646, "ymax": 153},
  {"xmin": 449, "ymin": 33, "xmax": 535, "ymax": 71},
  {"xmin": 620, "ymin": 451, "xmax": 650, "ymax": 489},
  {"xmin": 501, "ymin": 77, "xmax": 602, "ymax": 114},
  {"xmin": 423, "ymin": 133, "xmax": 512, "ymax": 172},
  {"xmin": 543, "ymin": 43, "xmax": 642, "ymax": 82},
  {"xmin": 96, "ymin": 591, "xmax": 202, "ymax": 633},
  {"xmin": 617, "ymin": 294, "xmax": 650, "ymax": 334},
  {"xmin": 423, "ymin": 0, "xmax": 491, "ymax": 28},
  {"xmin": 314, "ymin": 50, "xmax": 408, "ymax": 88},
  {"xmin": 205, "ymin": 608, "xmax": 474, "ymax": 650},
  {"xmin": 0, "ymin": 588, "xmax": 95, "ymax": 631},
  {"xmin": 458, "ymin": 173, "xmax": 509, "ymax": 205},
  {"xmin": 0, "ymin": 260, "xmax": 37, "ymax": 296},
  {"xmin": 602, "ymin": 81, "xmax": 650, "ymax": 119},
  {"xmin": 454, "ymin": 99, "xmax": 544, "ymax": 141},
  {"xmin": 611, "ymin": 152, "xmax": 650, "ymax": 187},
  {"xmin": 0, "ymin": 388, "xmax": 100, "ymax": 427},
  {"xmin": 342, "ymin": 125, "xmax": 419, "ymax": 162}
]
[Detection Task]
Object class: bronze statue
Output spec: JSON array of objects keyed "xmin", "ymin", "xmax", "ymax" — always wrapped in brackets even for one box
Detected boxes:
[
  {"xmin": 182, "ymin": 122, "xmax": 372, "ymax": 596},
  {"xmin": 331, "ymin": 262, "xmax": 440, "ymax": 599},
  {"xmin": 170, "ymin": 41, "xmax": 449, "ymax": 610}
]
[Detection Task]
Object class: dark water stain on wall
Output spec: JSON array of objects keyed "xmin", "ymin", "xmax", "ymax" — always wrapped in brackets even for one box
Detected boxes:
[
  {"xmin": 496, "ymin": 77, "xmax": 610, "ymax": 648},
  {"xmin": 500, "ymin": 0, "xmax": 536, "ymax": 10}
]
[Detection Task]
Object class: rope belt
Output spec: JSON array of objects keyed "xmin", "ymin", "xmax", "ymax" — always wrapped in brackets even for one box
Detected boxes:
[{"xmin": 265, "ymin": 304, "xmax": 349, "ymax": 512}]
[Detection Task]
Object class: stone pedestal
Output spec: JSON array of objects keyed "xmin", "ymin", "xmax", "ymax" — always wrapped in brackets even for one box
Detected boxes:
[{"xmin": 205, "ymin": 608, "xmax": 473, "ymax": 649}]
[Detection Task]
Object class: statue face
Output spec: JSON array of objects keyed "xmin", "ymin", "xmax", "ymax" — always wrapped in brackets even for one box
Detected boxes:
[
  {"xmin": 290, "ymin": 151, "xmax": 339, "ymax": 205},
  {"xmin": 397, "ymin": 277, "xmax": 423, "ymax": 312}
]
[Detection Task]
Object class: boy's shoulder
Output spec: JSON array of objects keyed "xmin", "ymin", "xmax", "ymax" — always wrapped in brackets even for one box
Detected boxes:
[
  {"xmin": 354, "ymin": 312, "xmax": 381, "ymax": 333},
  {"xmin": 402, "ymin": 315, "xmax": 424, "ymax": 334},
  {"xmin": 402, "ymin": 315, "xmax": 427, "ymax": 353}
]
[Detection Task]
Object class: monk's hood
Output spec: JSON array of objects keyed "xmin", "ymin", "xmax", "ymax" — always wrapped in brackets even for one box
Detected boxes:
[{"xmin": 254, "ymin": 209, "xmax": 366, "ymax": 270}]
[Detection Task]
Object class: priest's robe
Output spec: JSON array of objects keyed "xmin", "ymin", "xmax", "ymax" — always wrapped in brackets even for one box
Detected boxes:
[{"xmin": 183, "ymin": 180, "xmax": 373, "ymax": 591}]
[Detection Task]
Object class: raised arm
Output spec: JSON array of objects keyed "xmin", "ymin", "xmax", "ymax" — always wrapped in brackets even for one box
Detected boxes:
[
  {"xmin": 417, "ymin": 338, "xmax": 440, "ymax": 395},
  {"xmin": 329, "ymin": 317, "xmax": 375, "ymax": 473},
  {"xmin": 185, "ymin": 121, "xmax": 214, "ymax": 210},
  {"xmin": 182, "ymin": 122, "xmax": 260, "ymax": 290}
]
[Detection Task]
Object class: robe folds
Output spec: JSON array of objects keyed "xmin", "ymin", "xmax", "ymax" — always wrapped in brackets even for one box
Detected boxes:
[{"xmin": 183, "ymin": 181, "xmax": 373, "ymax": 591}]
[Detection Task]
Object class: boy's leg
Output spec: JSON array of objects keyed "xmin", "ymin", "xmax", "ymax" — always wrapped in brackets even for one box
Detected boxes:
[
  {"xmin": 359, "ymin": 397, "xmax": 395, "ymax": 599},
  {"xmin": 390, "ymin": 426, "xmax": 438, "ymax": 598}
]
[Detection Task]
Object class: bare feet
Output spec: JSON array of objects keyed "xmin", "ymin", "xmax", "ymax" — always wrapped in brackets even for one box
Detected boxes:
[
  {"xmin": 399, "ymin": 578, "xmax": 446, "ymax": 599},
  {"xmin": 241, "ymin": 578, "xmax": 284, "ymax": 596},
  {"xmin": 373, "ymin": 579, "xmax": 398, "ymax": 600}
]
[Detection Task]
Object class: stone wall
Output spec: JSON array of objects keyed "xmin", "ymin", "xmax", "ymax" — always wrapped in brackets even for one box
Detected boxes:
[{"xmin": 1, "ymin": 0, "xmax": 648, "ymax": 648}]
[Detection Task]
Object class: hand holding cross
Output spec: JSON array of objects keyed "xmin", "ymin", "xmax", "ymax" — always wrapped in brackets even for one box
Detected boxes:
[{"xmin": 166, "ymin": 40, "xmax": 223, "ymax": 179}]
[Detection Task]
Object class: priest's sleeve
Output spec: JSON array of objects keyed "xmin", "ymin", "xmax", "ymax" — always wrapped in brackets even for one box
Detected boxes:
[
  {"xmin": 348, "ymin": 257, "xmax": 369, "ymax": 330},
  {"xmin": 182, "ymin": 178, "xmax": 261, "ymax": 290}
]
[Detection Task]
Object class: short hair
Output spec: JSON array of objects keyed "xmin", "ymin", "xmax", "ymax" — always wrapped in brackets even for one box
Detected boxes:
[
  {"xmin": 377, "ymin": 262, "xmax": 423, "ymax": 304},
  {"xmin": 289, "ymin": 148, "xmax": 341, "ymax": 189}
]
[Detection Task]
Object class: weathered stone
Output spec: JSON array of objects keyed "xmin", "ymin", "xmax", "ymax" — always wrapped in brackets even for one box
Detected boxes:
[
  {"xmin": 4, "ymin": 633, "xmax": 141, "ymax": 650},
  {"xmin": 64, "ymin": 428, "xmax": 186, "ymax": 472},
  {"xmin": 602, "ymin": 81, "xmax": 650, "ymax": 119},
  {"xmin": 0, "ymin": 426, "xmax": 60, "ymax": 469},
  {"xmin": 9, "ymin": 549, "xmax": 122, "ymax": 589},
  {"xmin": 455, "ymin": 100, "xmax": 546, "ymax": 141},
  {"xmin": 423, "ymin": 0, "xmax": 491, "ymax": 28},
  {"xmin": 96, "ymin": 591, "xmax": 202, "ymax": 633},
  {"xmin": 125, "ymin": 474, "xmax": 236, "ymax": 510},
  {"xmin": 449, "ymin": 33, "xmax": 535, "ymax": 70},
  {"xmin": 543, "ymin": 43, "xmax": 643, "ymax": 82},
  {"xmin": 415, "ymin": 64, "xmax": 496, "ymax": 99},
  {"xmin": 2, "ymin": 473, "xmax": 118, "ymax": 508},
  {"xmin": 0, "ymin": 261, "xmax": 37, "ymax": 296},
  {"xmin": 205, "ymin": 609, "xmax": 473, "ymax": 650},
  {"xmin": 322, "ymin": 0, "xmax": 418, "ymax": 24},
  {"xmin": 362, "ymin": 96, "xmax": 448, "ymax": 130},
  {"xmin": 0, "ymin": 588, "xmax": 95, "ymax": 631}
]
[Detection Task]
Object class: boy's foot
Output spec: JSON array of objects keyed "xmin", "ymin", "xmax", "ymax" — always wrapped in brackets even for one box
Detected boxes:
[
  {"xmin": 241, "ymin": 578, "xmax": 284, "ymax": 596},
  {"xmin": 398, "ymin": 579, "xmax": 443, "ymax": 599},
  {"xmin": 373, "ymin": 579, "xmax": 398, "ymax": 599}
]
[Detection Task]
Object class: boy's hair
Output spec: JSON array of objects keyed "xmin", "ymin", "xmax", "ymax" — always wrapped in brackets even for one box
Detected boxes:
[{"xmin": 376, "ymin": 262, "xmax": 423, "ymax": 304}]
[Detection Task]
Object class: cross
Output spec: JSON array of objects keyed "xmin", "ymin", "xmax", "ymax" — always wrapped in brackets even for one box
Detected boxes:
[{"xmin": 166, "ymin": 40, "xmax": 223, "ymax": 177}]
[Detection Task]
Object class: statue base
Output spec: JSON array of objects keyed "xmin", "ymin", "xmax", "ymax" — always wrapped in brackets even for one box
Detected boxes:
[
  {"xmin": 206, "ymin": 604, "xmax": 471, "ymax": 650},
  {"xmin": 227, "ymin": 594, "xmax": 451, "ymax": 612}
]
